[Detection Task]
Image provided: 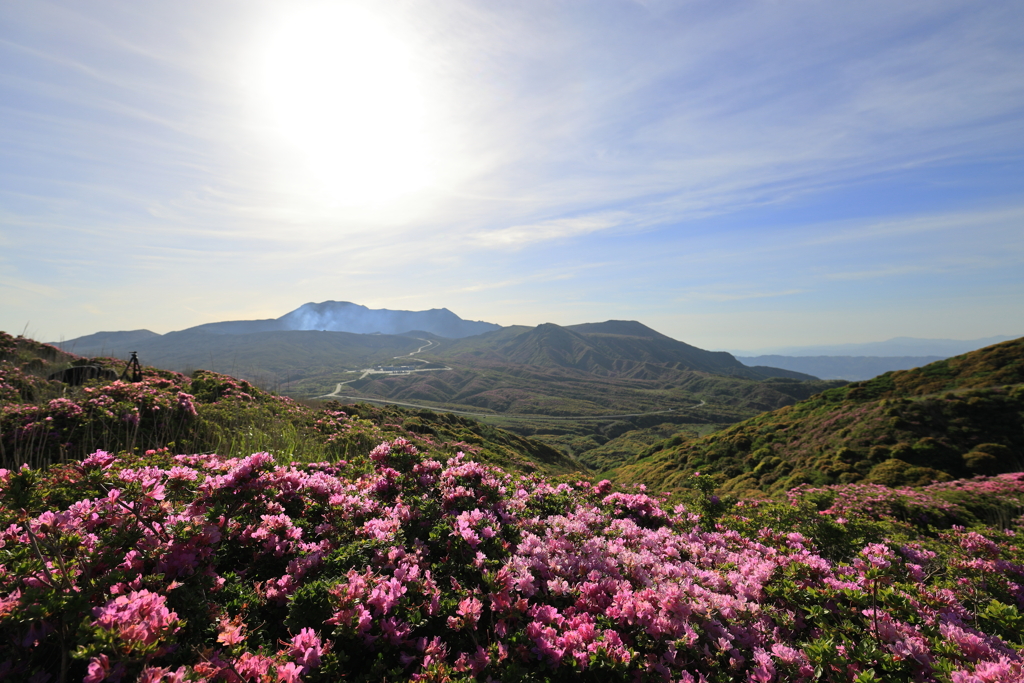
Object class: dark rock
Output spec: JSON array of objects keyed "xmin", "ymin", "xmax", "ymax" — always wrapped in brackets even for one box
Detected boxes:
[{"xmin": 48, "ymin": 365, "xmax": 118, "ymax": 385}]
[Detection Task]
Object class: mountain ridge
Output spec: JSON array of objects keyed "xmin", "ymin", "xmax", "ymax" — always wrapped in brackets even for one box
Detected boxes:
[
  {"xmin": 185, "ymin": 300, "xmax": 501, "ymax": 339},
  {"xmin": 737, "ymin": 354, "xmax": 947, "ymax": 381},
  {"xmin": 728, "ymin": 334, "xmax": 1018, "ymax": 357}
]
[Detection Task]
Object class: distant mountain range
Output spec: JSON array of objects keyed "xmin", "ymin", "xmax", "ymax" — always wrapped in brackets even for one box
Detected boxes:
[
  {"xmin": 53, "ymin": 303, "xmax": 1019, "ymax": 386},
  {"xmin": 729, "ymin": 335, "xmax": 1021, "ymax": 380},
  {"xmin": 56, "ymin": 302, "xmax": 497, "ymax": 354},
  {"xmin": 729, "ymin": 335, "xmax": 1018, "ymax": 358},
  {"xmin": 49, "ymin": 302, "xmax": 833, "ymax": 414},
  {"xmin": 52, "ymin": 301, "xmax": 500, "ymax": 372},
  {"xmin": 735, "ymin": 355, "xmax": 946, "ymax": 381},
  {"xmin": 54, "ymin": 302, "xmax": 810, "ymax": 381}
]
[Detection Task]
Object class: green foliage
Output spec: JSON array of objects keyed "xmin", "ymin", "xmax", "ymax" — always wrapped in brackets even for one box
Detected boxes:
[
  {"xmin": 977, "ymin": 600, "xmax": 1024, "ymax": 646},
  {"xmin": 865, "ymin": 459, "xmax": 947, "ymax": 487}
]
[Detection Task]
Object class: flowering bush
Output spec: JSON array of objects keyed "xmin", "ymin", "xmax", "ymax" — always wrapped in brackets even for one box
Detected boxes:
[
  {"xmin": 788, "ymin": 473, "xmax": 1024, "ymax": 530},
  {"xmin": 0, "ymin": 373, "xmax": 201, "ymax": 469},
  {"xmin": 2, "ymin": 443, "xmax": 1022, "ymax": 682},
  {"xmin": 0, "ymin": 339, "xmax": 209, "ymax": 470}
]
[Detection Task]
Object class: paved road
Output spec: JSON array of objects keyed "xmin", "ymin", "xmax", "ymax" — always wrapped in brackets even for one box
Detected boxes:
[
  {"xmin": 316, "ymin": 338, "xmax": 451, "ymax": 396},
  {"xmin": 405, "ymin": 338, "xmax": 439, "ymax": 362}
]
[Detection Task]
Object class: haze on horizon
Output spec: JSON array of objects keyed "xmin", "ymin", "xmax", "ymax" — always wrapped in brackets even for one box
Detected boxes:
[{"xmin": 2, "ymin": 0, "xmax": 1022, "ymax": 351}]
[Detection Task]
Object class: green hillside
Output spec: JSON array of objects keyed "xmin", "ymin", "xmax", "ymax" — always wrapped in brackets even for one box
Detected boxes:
[
  {"xmin": 435, "ymin": 320, "xmax": 813, "ymax": 380},
  {"xmin": 609, "ymin": 337, "xmax": 1024, "ymax": 496},
  {"xmin": 0, "ymin": 331, "xmax": 581, "ymax": 477},
  {"xmin": 355, "ymin": 322, "xmax": 829, "ymax": 417},
  {"xmin": 345, "ymin": 358, "xmax": 843, "ymax": 466}
]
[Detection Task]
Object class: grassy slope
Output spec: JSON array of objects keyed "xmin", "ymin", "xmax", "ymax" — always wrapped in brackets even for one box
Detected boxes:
[
  {"xmin": 0, "ymin": 331, "xmax": 583, "ymax": 478},
  {"xmin": 609, "ymin": 337, "xmax": 1024, "ymax": 497}
]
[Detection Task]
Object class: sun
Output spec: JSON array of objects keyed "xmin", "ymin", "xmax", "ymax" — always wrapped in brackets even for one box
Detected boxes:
[{"xmin": 251, "ymin": 4, "xmax": 433, "ymax": 207}]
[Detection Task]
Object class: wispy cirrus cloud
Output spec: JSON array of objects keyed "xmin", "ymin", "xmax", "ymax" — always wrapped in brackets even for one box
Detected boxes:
[
  {"xmin": 468, "ymin": 213, "xmax": 629, "ymax": 249},
  {"xmin": 675, "ymin": 289, "xmax": 807, "ymax": 304}
]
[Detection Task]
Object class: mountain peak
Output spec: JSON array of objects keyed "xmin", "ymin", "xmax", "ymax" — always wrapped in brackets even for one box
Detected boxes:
[
  {"xmin": 173, "ymin": 302, "xmax": 501, "ymax": 339},
  {"xmin": 276, "ymin": 301, "xmax": 499, "ymax": 338},
  {"xmin": 566, "ymin": 320, "xmax": 669, "ymax": 339}
]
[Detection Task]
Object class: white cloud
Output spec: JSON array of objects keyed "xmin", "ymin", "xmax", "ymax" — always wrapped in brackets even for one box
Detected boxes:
[
  {"xmin": 0, "ymin": 277, "xmax": 62, "ymax": 299},
  {"xmin": 469, "ymin": 213, "xmax": 627, "ymax": 249},
  {"xmin": 676, "ymin": 289, "xmax": 807, "ymax": 303}
]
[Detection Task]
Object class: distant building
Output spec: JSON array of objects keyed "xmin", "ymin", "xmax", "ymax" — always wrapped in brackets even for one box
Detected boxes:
[{"xmin": 372, "ymin": 365, "xmax": 417, "ymax": 373}]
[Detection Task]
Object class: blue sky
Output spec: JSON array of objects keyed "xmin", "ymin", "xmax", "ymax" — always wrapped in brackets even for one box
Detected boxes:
[{"xmin": 2, "ymin": 0, "xmax": 1022, "ymax": 351}]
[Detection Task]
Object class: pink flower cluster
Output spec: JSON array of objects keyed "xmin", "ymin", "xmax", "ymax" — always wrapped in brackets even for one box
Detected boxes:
[
  {"xmin": 91, "ymin": 590, "xmax": 181, "ymax": 656},
  {"xmin": 0, "ymin": 442, "xmax": 1022, "ymax": 682},
  {"xmin": 788, "ymin": 473, "xmax": 1024, "ymax": 527}
]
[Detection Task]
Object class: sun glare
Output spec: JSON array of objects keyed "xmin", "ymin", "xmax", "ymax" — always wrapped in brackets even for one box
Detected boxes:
[{"xmin": 252, "ymin": 4, "xmax": 432, "ymax": 207}]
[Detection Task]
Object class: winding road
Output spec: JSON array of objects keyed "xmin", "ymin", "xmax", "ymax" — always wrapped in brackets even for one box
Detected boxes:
[{"xmin": 316, "ymin": 338, "xmax": 450, "ymax": 396}]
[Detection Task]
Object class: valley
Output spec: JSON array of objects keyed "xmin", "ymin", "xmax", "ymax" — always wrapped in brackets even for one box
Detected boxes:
[{"xmin": 54, "ymin": 303, "xmax": 849, "ymax": 470}]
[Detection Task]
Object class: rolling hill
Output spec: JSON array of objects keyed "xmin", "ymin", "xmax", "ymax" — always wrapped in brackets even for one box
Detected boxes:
[
  {"xmin": 609, "ymin": 336, "xmax": 1024, "ymax": 496},
  {"xmin": 433, "ymin": 321, "xmax": 811, "ymax": 380},
  {"xmin": 343, "ymin": 320, "xmax": 831, "ymax": 419}
]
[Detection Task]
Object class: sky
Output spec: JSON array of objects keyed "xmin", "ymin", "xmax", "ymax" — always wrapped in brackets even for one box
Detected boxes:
[{"xmin": 2, "ymin": 0, "xmax": 1023, "ymax": 352}]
